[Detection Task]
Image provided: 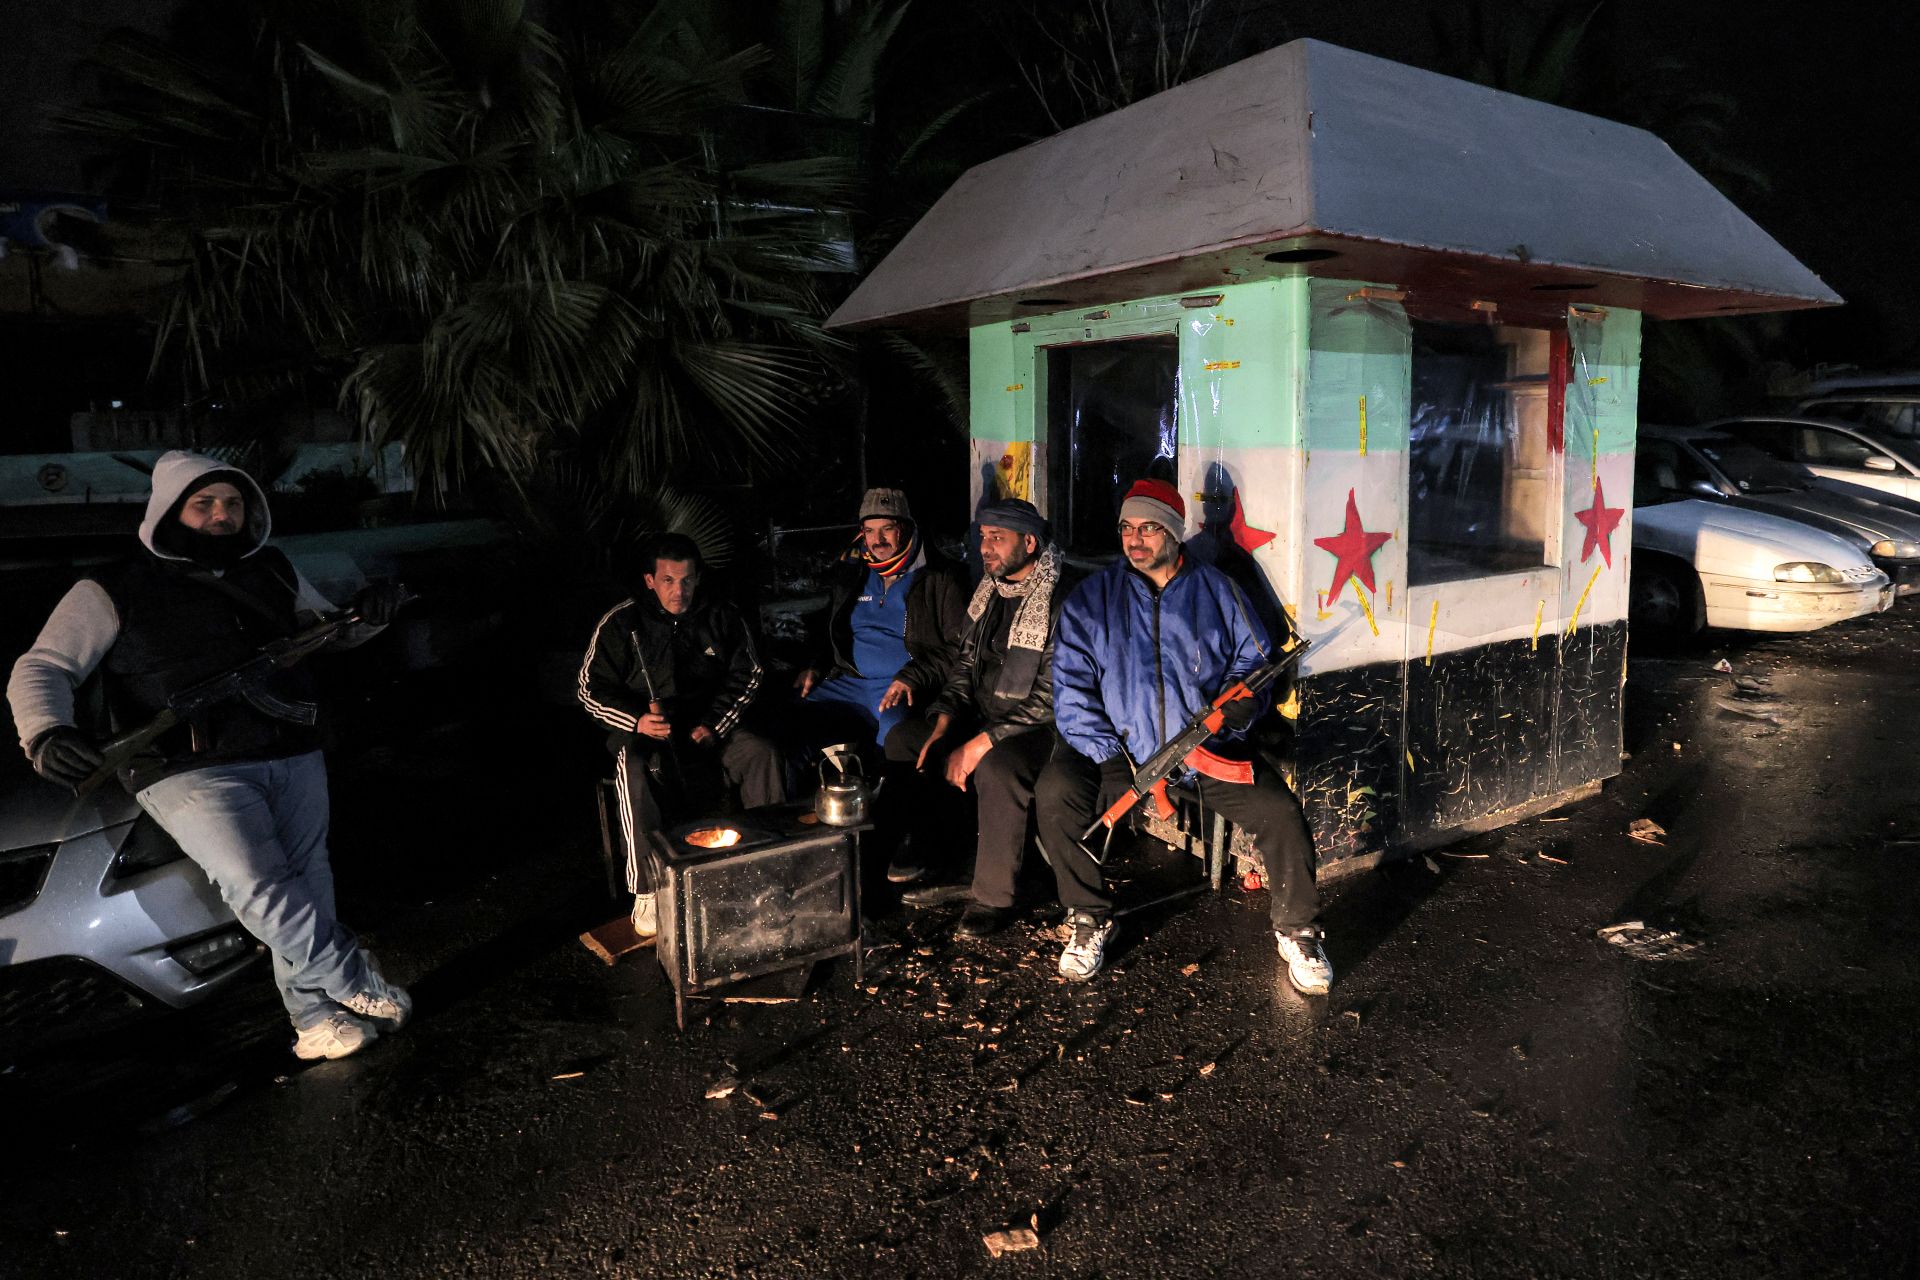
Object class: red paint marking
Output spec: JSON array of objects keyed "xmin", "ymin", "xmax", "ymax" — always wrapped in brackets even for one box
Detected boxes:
[
  {"xmin": 1205, "ymin": 488, "xmax": 1276, "ymax": 554},
  {"xmin": 1313, "ymin": 489, "xmax": 1392, "ymax": 605},
  {"xmin": 1573, "ymin": 476, "xmax": 1625, "ymax": 567},
  {"xmin": 1547, "ymin": 328, "xmax": 1570, "ymax": 455}
]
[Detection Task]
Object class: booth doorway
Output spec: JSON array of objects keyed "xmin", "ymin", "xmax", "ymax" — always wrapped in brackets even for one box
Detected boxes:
[{"xmin": 1044, "ymin": 337, "xmax": 1180, "ymax": 560}]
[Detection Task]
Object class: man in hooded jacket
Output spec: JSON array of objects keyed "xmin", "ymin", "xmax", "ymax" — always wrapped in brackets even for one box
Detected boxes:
[{"xmin": 8, "ymin": 451, "xmax": 412, "ymax": 1060}]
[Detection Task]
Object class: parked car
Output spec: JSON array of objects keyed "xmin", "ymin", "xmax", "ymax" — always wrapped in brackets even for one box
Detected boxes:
[
  {"xmin": 1638, "ymin": 425, "xmax": 1920, "ymax": 596},
  {"xmin": 1707, "ymin": 416, "xmax": 1920, "ymax": 504},
  {"xmin": 0, "ymin": 704, "xmax": 257, "ymax": 1056},
  {"xmin": 1793, "ymin": 390, "xmax": 1920, "ymax": 439},
  {"xmin": 1630, "ymin": 494, "xmax": 1893, "ymax": 635}
]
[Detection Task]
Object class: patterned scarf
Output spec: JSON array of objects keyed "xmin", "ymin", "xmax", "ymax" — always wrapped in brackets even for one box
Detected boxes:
[
  {"xmin": 865, "ymin": 527, "xmax": 921, "ymax": 579},
  {"xmin": 967, "ymin": 543, "xmax": 1061, "ymax": 654}
]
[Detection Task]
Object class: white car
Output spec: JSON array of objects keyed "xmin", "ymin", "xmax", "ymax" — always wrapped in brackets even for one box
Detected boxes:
[{"xmin": 1631, "ymin": 499, "xmax": 1893, "ymax": 634}]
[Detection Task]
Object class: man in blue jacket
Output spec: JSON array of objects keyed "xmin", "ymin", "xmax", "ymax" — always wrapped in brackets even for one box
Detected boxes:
[{"xmin": 1035, "ymin": 479, "xmax": 1331, "ymax": 991}]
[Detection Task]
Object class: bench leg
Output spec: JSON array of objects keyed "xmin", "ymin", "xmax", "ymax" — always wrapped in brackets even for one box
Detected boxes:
[{"xmin": 1209, "ymin": 812, "xmax": 1228, "ymax": 892}]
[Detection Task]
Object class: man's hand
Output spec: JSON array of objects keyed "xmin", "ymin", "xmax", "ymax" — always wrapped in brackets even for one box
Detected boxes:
[
  {"xmin": 637, "ymin": 713, "xmax": 673, "ymax": 741},
  {"xmin": 351, "ymin": 581, "xmax": 409, "ymax": 627},
  {"xmin": 915, "ymin": 713, "xmax": 952, "ymax": 770},
  {"xmin": 689, "ymin": 725, "xmax": 719, "ymax": 748},
  {"xmin": 1218, "ymin": 687, "xmax": 1265, "ymax": 732},
  {"xmin": 878, "ymin": 679, "xmax": 914, "ymax": 711},
  {"xmin": 30, "ymin": 726, "xmax": 105, "ymax": 792},
  {"xmin": 944, "ymin": 732, "xmax": 994, "ymax": 791},
  {"xmin": 794, "ymin": 669, "xmax": 819, "ymax": 697}
]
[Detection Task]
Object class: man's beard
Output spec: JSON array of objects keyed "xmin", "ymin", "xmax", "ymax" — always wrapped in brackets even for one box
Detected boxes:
[
  {"xmin": 156, "ymin": 523, "xmax": 249, "ymax": 568},
  {"xmin": 987, "ymin": 545, "xmax": 1034, "ymax": 580}
]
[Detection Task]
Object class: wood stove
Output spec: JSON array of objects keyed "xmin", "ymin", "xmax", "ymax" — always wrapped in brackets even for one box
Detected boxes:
[{"xmin": 647, "ymin": 805, "xmax": 867, "ymax": 1028}]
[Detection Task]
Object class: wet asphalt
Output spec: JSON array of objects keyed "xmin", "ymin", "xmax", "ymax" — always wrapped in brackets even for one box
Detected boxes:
[{"xmin": 4, "ymin": 611, "xmax": 1919, "ymax": 1279}]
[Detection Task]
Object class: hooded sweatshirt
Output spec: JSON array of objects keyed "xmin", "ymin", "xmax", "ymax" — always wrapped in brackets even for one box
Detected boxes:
[{"xmin": 8, "ymin": 451, "xmax": 370, "ymax": 791}]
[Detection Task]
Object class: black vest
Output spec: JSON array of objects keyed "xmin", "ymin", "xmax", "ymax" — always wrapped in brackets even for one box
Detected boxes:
[{"xmin": 95, "ymin": 548, "xmax": 323, "ymax": 790}]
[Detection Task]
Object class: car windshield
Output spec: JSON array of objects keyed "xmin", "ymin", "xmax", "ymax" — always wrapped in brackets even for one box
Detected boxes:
[{"xmin": 1692, "ymin": 439, "xmax": 1810, "ymax": 494}]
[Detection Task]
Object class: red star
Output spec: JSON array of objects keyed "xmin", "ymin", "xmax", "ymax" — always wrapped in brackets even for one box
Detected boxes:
[
  {"xmin": 1574, "ymin": 477, "xmax": 1625, "ymax": 567},
  {"xmin": 1208, "ymin": 487, "xmax": 1276, "ymax": 554},
  {"xmin": 1314, "ymin": 489, "xmax": 1391, "ymax": 604}
]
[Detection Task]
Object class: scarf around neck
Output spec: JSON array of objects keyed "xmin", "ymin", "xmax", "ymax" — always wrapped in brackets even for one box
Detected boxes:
[{"xmin": 967, "ymin": 543, "xmax": 1061, "ymax": 655}]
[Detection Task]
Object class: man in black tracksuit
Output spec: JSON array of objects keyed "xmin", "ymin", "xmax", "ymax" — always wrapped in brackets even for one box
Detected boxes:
[
  {"xmin": 882, "ymin": 499, "xmax": 1074, "ymax": 938},
  {"xmin": 577, "ymin": 533, "xmax": 785, "ymax": 936}
]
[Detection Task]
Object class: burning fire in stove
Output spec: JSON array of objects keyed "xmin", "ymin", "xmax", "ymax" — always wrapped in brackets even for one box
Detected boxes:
[{"xmin": 684, "ymin": 826, "xmax": 743, "ymax": 850}]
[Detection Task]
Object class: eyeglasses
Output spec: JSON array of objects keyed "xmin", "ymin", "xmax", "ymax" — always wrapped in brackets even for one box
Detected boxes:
[{"xmin": 1117, "ymin": 520, "xmax": 1168, "ymax": 541}]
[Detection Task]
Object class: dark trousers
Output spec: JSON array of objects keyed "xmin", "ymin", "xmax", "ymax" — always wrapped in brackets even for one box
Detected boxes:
[
  {"xmin": 1033, "ymin": 742, "xmax": 1319, "ymax": 928},
  {"xmin": 883, "ymin": 718, "xmax": 1053, "ymax": 908},
  {"xmin": 614, "ymin": 729, "xmax": 786, "ymax": 893}
]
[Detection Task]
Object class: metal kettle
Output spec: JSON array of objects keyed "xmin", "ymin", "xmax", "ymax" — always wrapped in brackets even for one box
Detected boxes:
[{"xmin": 814, "ymin": 744, "xmax": 872, "ymax": 827}]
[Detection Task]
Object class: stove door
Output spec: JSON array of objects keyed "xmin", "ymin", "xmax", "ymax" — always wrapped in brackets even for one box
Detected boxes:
[{"xmin": 682, "ymin": 832, "xmax": 856, "ymax": 986}]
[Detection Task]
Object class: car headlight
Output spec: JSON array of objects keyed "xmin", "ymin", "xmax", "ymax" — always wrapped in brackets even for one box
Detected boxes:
[
  {"xmin": 1774, "ymin": 562, "xmax": 1846, "ymax": 583},
  {"xmin": 1869, "ymin": 539, "xmax": 1920, "ymax": 559},
  {"xmin": 109, "ymin": 815, "xmax": 189, "ymax": 880}
]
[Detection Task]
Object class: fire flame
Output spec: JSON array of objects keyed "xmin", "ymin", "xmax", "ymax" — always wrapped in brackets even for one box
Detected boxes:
[{"xmin": 685, "ymin": 826, "xmax": 743, "ymax": 849}]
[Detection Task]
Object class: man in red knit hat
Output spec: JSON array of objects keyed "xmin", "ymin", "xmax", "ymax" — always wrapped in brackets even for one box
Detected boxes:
[{"xmin": 1036, "ymin": 478, "xmax": 1331, "ymax": 992}]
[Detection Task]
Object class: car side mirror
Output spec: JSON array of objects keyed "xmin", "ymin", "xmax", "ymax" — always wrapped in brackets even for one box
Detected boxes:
[{"xmin": 1864, "ymin": 455, "xmax": 1898, "ymax": 473}]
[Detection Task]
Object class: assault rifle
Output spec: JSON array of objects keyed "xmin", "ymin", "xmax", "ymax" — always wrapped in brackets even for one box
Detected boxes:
[
  {"xmin": 76, "ymin": 599, "xmax": 400, "ymax": 797},
  {"xmin": 1083, "ymin": 638, "xmax": 1311, "ymax": 842}
]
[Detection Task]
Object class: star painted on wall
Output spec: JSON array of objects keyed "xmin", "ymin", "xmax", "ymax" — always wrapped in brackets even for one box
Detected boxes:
[
  {"xmin": 1208, "ymin": 488, "xmax": 1276, "ymax": 554},
  {"xmin": 1314, "ymin": 488, "xmax": 1392, "ymax": 604},
  {"xmin": 1574, "ymin": 477, "xmax": 1625, "ymax": 567}
]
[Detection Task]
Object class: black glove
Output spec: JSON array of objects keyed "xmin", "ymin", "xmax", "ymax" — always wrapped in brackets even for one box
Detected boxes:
[
  {"xmin": 1217, "ymin": 688, "xmax": 1264, "ymax": 732},
  {"xmin": 351, "ymin": 581, "xmax": 409, "ymax": 627},
  {"xmin": 30, "ymin": 726, "xmax": 106, "ymax": 791}
]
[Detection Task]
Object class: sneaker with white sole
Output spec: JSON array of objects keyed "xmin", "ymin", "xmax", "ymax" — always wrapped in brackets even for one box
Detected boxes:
[
  {"xmin": 1275, "ymin": 929, "xmax": 1333, "ymax": 995},
  {"xmin": 293, "ymin": 1011, "xmax": 378, "ymax": 1060},
  {"xmin": 1058, "ymin": 910, "xmax": 1118, "ymax": 981},
  {"xmin": 341, "ymin": 965, "xmax": 413, "ymax": 1030},
  {"xmin": 631, "ymin": 891, "xmax": 658, "ymax": 937}
]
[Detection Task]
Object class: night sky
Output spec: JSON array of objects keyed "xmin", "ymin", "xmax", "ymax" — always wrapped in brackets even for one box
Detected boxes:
[{"xmin": 2, "ymin": 0, "xmax": 1914, "ymax": 380}]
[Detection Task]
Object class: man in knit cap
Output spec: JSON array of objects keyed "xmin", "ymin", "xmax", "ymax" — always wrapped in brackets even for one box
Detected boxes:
[
  {"xmin": 795, "ymin": 487, "xmax": 969, "ymax": 883},
  {"xmin": 1036, "ymin": 478, "xmax": 1331, "ymax": 991},
  {"xmin": 881, "ymin": 498, "xmax": 1078, "ymax": 936}
]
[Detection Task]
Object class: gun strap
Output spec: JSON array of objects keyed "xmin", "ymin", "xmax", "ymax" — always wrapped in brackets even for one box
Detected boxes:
[{"xmin": 178, "ymin": 565, "xmax": 298, "ymax": 636}]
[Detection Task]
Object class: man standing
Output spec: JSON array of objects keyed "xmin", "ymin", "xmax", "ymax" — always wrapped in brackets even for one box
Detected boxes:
[
  {"xmin": 578, "ymin": 533, "xmax": 786, "ymax": 938},
  {"xmin": 882, "ymin": 499, "xmax": 1072, "ymax": 937},
  {"xmin": 8, "ymin": 451, "xmax": 412, "ymax": 1060},
  {"xmin": 793, "ymin": 487, "xmax": 969, "ymax": 882},
  {"xmin": 1035, "ymin": 479, "xmax": 1331, "ymax": 991}
]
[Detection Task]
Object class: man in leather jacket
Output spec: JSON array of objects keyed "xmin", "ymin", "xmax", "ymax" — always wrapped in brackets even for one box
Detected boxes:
[
  {"xmin": 577, "ymin": 532, "xmax": 786, "ymax": 939},
  {"xmin": 881, "ymin": 499, "xmax": 1074, "ymax": 939},
  {"xmin": 7, "ymin": 451, "xmax": 412, "ymax": 1061}
]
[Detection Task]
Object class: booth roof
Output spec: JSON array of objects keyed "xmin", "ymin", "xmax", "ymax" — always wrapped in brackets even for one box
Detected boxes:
[{"xmin": 827, "ymin": 39, "xmax": 1839, "ymax": 330}]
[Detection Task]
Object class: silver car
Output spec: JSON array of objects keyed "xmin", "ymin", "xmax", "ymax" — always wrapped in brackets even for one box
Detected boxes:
[
  {"xmin": 1639, "ymin": 425, "xmax": 1920, "ymax": 597},
  {"xmin": 1708, "ymin": 415, "xmax": 1920, "ymax": 506}
]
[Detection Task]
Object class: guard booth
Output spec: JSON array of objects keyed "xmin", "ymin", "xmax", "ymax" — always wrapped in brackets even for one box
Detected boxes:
[{"xmin": 826, "ymin": 40, "xmax": 1836, "ymax": 871}]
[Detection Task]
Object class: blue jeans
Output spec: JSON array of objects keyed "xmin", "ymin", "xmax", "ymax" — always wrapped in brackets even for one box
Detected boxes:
[{"xmin": 136, "ymin": 751, "xmax": 371, "ymax": 1030}]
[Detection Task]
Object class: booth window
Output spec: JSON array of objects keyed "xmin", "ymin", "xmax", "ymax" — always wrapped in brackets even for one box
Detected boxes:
[
  {"xmin": 1045, "ymin": 337, "xmax": 1180, "ymax": 559},
  {"xmin": 1408, "ymin": 321, "xmax": 1557, "ymax": 584}
]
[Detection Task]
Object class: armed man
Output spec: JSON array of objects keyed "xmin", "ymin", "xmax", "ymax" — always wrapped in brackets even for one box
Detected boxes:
[
  {"xmin": 1035, "ymin": 478, "xmax": 1332, "ymax": 990},
  {"xmin": 8, "ymin": 451, "xmax": 412, "ymax": 1060},
  {"xmin": 578, "ymin": 532, "xmax": 786, "ymax": 941},
  {"xmin": 880, "ymin": 498, "xmax": 1075, "ymax": 937}
]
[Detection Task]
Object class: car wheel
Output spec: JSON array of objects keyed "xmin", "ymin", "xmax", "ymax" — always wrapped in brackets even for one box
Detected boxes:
[{"xmin": 1630, "ymin": 559, "xmax": 1703, "ymax": 640}]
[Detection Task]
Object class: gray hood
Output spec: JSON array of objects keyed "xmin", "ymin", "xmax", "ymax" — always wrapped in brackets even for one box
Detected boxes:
[{"xmin": 138, "ymin": 451, "xmax": 272, "ymax": 561}]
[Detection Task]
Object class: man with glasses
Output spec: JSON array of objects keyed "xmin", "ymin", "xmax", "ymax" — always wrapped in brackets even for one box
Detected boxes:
[{"xmin": 1035, "ymin": 478, "xmax": 1331, "ymax": 991}]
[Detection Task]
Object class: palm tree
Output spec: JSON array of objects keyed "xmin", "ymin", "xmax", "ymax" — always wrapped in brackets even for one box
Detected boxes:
[{"xmin": 61, "ymin": 0, "xmax": 856, "ymax": 507}]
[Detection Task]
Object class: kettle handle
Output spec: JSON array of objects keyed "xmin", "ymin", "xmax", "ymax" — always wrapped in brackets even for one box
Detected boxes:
[{"xmin": 817, "ymin": 752, "xmax": 865, "ymax": 784}]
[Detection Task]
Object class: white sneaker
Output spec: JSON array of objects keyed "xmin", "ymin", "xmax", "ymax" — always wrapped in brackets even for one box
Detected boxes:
[
  {"xmin": 341, "ymin": 964, "xmax": 413, "ymax": 1030},
  {"xmin": 293, "ymin": 1011, "xmax": 378, "ymax": 1060},
  {"xmin": 1276, "ymin": 929, "xmax": 1333, "ymax": 995},
  {"xmin": 1058, "ymin": 911, "xmax": 1118, "ymax": 981},
  {"xmin": 631, "ymin": 892, "xmax": 658, "ymax": 937}
]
